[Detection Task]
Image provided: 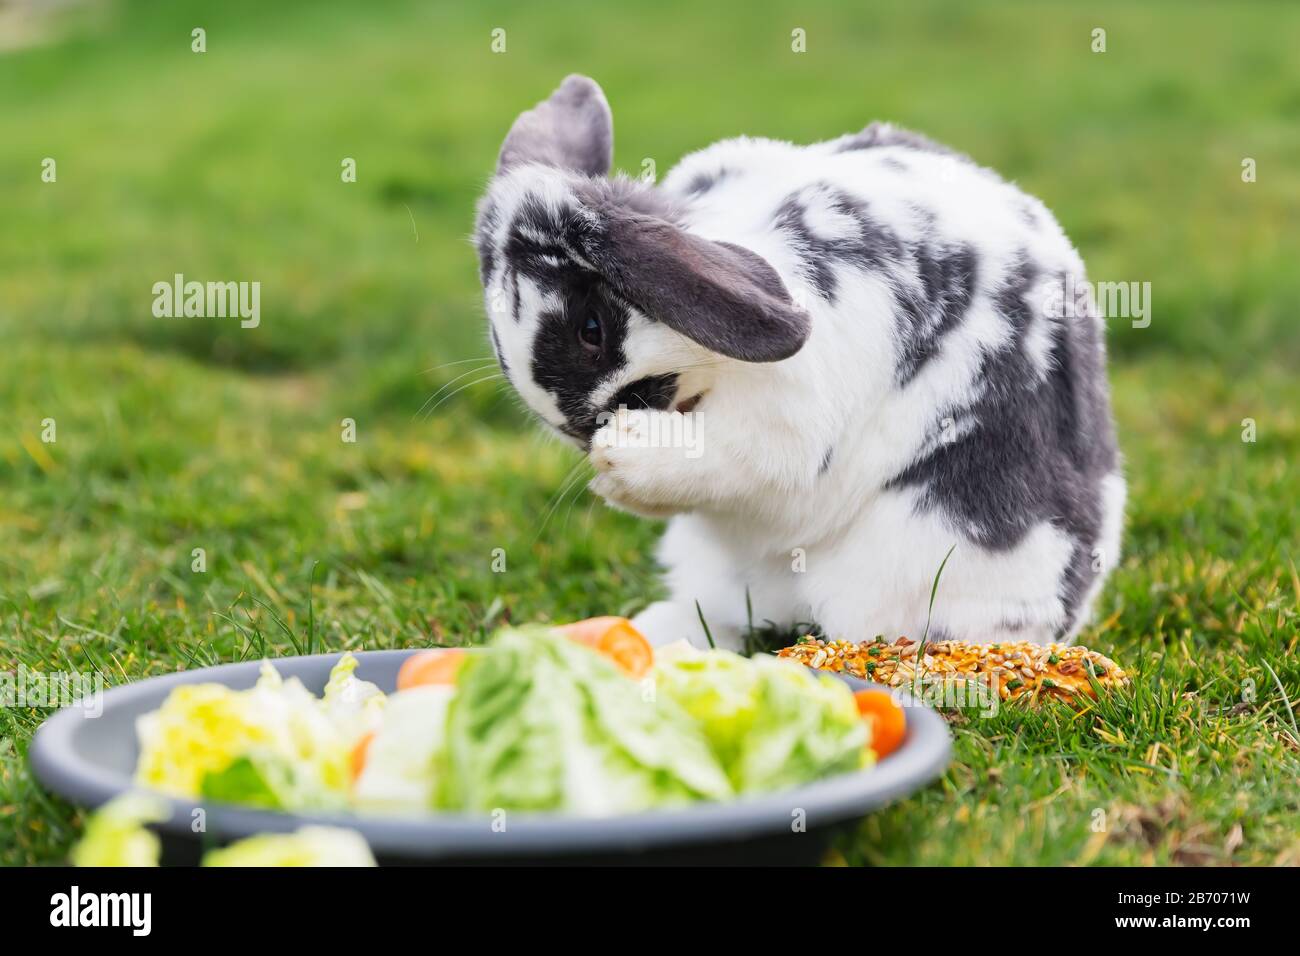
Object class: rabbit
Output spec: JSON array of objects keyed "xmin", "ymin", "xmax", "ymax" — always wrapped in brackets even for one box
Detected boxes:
[{"xmin": 473, "ymin": 75, "xmax": 1125, "ymax": 651}]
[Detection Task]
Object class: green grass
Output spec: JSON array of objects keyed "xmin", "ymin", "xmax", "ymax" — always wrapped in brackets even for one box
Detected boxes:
[{"xmin": 1, "ymin": 0, "xmax": 1297, "ymax": 866}]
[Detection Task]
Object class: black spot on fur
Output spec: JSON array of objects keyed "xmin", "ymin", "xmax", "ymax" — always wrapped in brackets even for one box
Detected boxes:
[
  {"xmin": 490, "ymin": 325, "xmax": 509, "ymax": 380},
  {"xmin": 608, "ymin": 374, "xmax": 679, "ymax": 412},
  {"xmin": 507, "ymin": 197, "xmax": 579, "ymax": 285},
  {"xmin": 684, "ymin": 168, "xmax": 728, "ymax": 196},
  {"xmin": 893, "ymin": 243, "xmax": 979, "ymax": 385},
  {"xmin": 529, "ymin": 269, "xmax": 633, "ymax": 443},
  {"xmin": 880, "ymin": 156, "xmax": 910, "ymax": 172},
  {"xmin": 772, "ymin": 184, "xmax": 977, "ymax": 381},
  {"xmin": 885, "ymin": 253, "xmax": 1119, "ymax": 634},
  {"xmin": 819, "ymin": 446, "xmax": 834, "ymax": 475},
  {"xmin": 772, "ymin": 185, "xmax": 906, "ymax": 302}
]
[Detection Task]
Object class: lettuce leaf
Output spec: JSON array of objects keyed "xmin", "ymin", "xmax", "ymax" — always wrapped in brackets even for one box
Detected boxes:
[
  {"xmin": 738, "ymin": 656, "xmax": 868, "ymax": 792},
  {"xmin": 444, "ymin": 626, "xmax": 732, "ymax": 815},
  {"xmin": 199, "ymin": 751, "xmax": 303, "ymax": 809},
  {"xmin": 70, "ymin": 793, "xmax": 168, "ymax": 867},
  {"xmin": 134, "ymin": 661, "xmax": 351, "ymax": 806},
  {"xmin": 656, "ymin": 651, "xmax": 867, "ymax": 792},
  {"xmin": 322, "ymin": 651, "xmax": 386, "ymax": 738}
]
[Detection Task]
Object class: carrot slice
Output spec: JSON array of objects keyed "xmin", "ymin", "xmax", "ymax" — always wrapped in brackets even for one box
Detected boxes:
[
  {"xmin": 560, "ymin": 617, "xmax": 654, "ymax": 679},
  {"xmin": 396, "ymin": 648, "xmax": 467, "ymax": 691},
  {"xmin": 349, "ymin": 731, "xmax": 375, "ymax": 783},
  {"xmin": 561, "ymin": 616, "xmax": 627, "ymax": 647},
  {"xmin": 595, "ymin": 621, "xmax": 655, "ymax": 680},
  {"xmin": 854, "ymin": 689, "xmax": 907, "ymax": 758}
]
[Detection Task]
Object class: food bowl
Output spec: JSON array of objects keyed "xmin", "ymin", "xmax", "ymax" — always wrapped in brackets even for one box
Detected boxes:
[{"xmin": 30, "ymin": 649, "xmax": 951, "ymax": 865}]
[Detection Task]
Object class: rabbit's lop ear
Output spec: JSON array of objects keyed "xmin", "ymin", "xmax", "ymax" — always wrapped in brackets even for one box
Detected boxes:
[
  {"xmin": 592, "ymin": 209, "xmax": 810, "ymax": 362},
  {"xmin": 498, "ymin": 74, "xmax": 613, "ymax": 178}
]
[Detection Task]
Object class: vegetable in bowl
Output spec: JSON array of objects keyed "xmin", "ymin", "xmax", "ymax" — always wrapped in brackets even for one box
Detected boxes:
[
  {"xmin": 128, "ymin": 621, "xmax": 897, "ymax": 820},
  {"xmin": 34, "ymin": 619, "xmax": 945, "ymax": 866}
]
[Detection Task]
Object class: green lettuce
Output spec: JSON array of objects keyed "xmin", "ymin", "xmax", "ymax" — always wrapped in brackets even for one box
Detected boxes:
[
  {"xmin": 70, "ymin": 793, "xmax": 167, "ymax": 867},
  {"xmin": 135, "ymin": 661, "xmax": 352, "ymax": 807},
  {"xmin": 444, "ymin": 626, "xmax": 732, "ymax": 815},
  {"xmin": 199, "ymin": 751, "xmax": 305, "ymax": 810},
  {"xmin": 656, "ymin": 650, "xmax": 867, "ymax": 792}
]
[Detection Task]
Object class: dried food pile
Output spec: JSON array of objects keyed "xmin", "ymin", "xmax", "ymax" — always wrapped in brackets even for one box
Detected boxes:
[{"xmin": 778, "ymin": 636, "xmax": 1128, "ymax": 702}]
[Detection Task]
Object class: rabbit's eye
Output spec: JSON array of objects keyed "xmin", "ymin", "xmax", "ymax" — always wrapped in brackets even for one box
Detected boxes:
[{"xmin": 578, "ymin": 315, "xmax": 603, "ymax": 352}]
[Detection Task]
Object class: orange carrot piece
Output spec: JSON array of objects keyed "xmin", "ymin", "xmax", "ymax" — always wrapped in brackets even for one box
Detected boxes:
[
  {"xmin": 560, "ymin": 616, "xmax": 626, "ymax": 647},
  {"xmin": 595, "ymin": 621, "xmax": 654, "ymax": 680},
  {"xmin": 396, "ymin": 648, "xmax": 467, "ymax": 691},
  {"xmin": 560, "ymin": 617, "xmax": 654, "ymax": 679},
  {"xmin": 349, "ymin": 731, "xmax": 375, "ymax": 783},
  {"xmin": 854, "ymin": 689, "xmax": 907, "ymax": 758}
]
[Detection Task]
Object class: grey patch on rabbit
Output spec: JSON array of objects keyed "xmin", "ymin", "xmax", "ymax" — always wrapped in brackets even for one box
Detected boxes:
[
  {"xmin": 835, "ymin": 121, "xmax": 972, "ymax": 163},
  {"xmin": 684, "ymin": 167, "xmax": 729, "ymax": 196},
  {"xmin": 490, "ymin": 325, "xmax": 509, "ymax": 379},
  {"xmin": 771, "ymin": 184, "xmax": 906, "ymax": 301},
  {"xmin": 886, "ymin": 254, "xmax": 1119, "ymax": 634},
  {"xmin": 893, "ymin": 242, "xmax": 979, "ymax": 386},
  {"xmin": 772, "ymin": 183, "xmax": 978, "ymax": 384},
  {"xmin": 818, "ymin": 446, "xmax": 834, "ymax": 475}
]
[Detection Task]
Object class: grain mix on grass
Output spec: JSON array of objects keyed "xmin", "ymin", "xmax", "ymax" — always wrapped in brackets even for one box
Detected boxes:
[{"xmin": 1, "ymin": 0, "xmax": 1298, "ymax": 866}]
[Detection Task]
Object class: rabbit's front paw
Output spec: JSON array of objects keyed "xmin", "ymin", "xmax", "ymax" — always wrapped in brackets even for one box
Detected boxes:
[
  {"xmin": 588, "ymin": 409, "xmax": 699, "ymax": 517},
  {"xmin": 589, "ymin": 469, "xmax": 681, "ymax": 517}
]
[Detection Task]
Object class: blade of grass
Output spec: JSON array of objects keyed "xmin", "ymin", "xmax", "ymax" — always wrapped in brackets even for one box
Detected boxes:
[{"xmin": 694, "ymin": 599, "xmax": 717, "ymax": 650}]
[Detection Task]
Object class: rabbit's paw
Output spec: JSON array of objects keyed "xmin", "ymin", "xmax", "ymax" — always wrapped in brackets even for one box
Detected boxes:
[{"xmin": 588, "ymin": 409, "xmax": 700, "ymax": 517}]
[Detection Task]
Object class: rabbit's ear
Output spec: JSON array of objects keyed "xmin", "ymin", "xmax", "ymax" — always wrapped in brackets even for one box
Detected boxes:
[
  {"xmin": 498, "ymin": 75, "xmax": 613, "ymax": 178},
  {"xmin": 587, "ymin": 208, "xmax": 810, "ymax": 362}
]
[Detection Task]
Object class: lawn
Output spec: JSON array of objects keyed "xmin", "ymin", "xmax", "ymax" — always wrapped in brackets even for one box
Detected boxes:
[{"xmin": 1, "ymin": 0, "xmax": 1297, "ymax": 866}]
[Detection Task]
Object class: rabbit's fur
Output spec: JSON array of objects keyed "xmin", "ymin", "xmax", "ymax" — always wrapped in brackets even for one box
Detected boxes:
[{"xmin": 474, "ymin": 75, "xmax": 1124, "ymax": 649}]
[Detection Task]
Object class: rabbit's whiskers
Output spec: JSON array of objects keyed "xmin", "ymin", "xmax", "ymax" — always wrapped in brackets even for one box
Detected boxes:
[{"xmin": 417, "ymin": 370, "xmax": 503, "ymax": 420}]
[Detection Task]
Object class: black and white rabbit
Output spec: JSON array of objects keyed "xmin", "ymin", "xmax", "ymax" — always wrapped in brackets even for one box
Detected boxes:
[{"xmin": 474, "ymin": 75, "xmax": 1125, "ymax": 650}]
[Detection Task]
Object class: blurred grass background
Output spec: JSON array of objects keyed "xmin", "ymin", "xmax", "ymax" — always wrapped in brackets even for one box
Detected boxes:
[{"xmin": 1, "ymin": 0, "xmax": 1297, "ymax": 865}]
